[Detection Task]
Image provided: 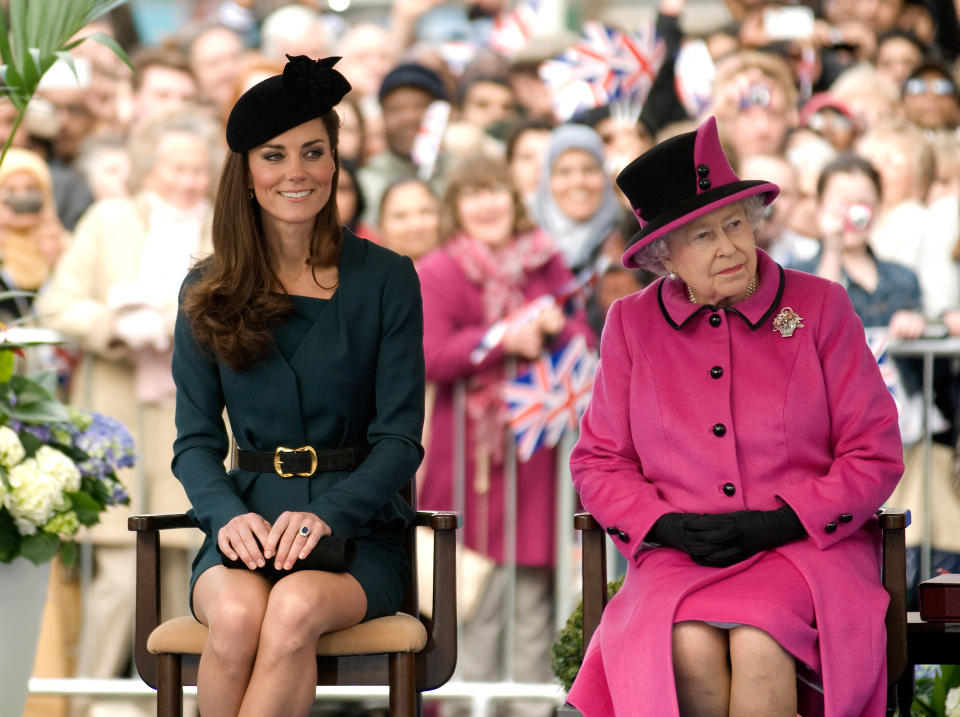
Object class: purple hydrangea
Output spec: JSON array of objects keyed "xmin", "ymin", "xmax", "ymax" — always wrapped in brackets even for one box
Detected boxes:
[{"xmin": 73, "ymin": 412, "xmax": 137, "ymax": 479}]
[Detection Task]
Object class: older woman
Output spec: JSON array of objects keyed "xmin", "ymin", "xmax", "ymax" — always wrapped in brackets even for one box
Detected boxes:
[
  {"xmin": 568, "ymin": 117, "xmax": 903, "ymax": 716},
  {"xmin": 417, "ymin": 154, "xmax": 594, "ymax": 717}
]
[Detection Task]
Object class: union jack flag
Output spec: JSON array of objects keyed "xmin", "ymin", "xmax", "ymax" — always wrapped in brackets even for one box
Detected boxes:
[
  {"xmin": 539, "ymin": 20, "xmax": 665, "ymax": 120},
  {"xmin": 503, "ymin": 334, "xmax": 598, "ymax": 462},
  {"xmin": 489, "ymin": 0, "xmax": 540, "ymax": 57}
]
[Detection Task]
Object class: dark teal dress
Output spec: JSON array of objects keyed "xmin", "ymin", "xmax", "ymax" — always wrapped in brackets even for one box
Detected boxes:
[{"xmin": 171, "ymin": 231, "xmax": 424, "ymax": 620}]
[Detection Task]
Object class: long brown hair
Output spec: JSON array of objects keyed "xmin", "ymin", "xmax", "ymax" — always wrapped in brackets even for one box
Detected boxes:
[{"xmin": 182, "ymin": 110, "xmax": 342, "ymax": 371}]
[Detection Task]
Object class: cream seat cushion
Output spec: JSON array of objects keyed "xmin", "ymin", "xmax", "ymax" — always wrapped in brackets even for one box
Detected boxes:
[{"xmin": 147, "ymin": 613, "xmax": 428, "ymax": 656}]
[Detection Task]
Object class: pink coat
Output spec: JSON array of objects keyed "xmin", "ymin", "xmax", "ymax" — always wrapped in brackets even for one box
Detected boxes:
[
  {"xmin": 568, "ymin": 250, "xmax": 903, "ymax": 716},
  {"xmin": 418, "ymin": 247, "xmax": 595, "ymax": 566}
]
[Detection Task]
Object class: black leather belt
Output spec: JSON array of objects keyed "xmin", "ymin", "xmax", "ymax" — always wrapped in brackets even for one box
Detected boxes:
[{"xmin": 237, "ymin": 444, "xmax": 370, "ymax": 477}]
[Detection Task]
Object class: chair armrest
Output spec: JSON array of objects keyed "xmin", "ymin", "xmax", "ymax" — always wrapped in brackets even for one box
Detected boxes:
[
  {"xmin": 128, "ymin": 512, "xmax": 200, "ymax": 689},
  {"xmin": 415, "ymin": 510, "xmax": 461, "ymax": 691},
  {"xmin": 128, "ymin": 513, "xmax": 195, "ymax": 532},
  {"xmin": 878, "ymin": 507, "xmax": 910, "ymax": 531},
  {"xmin": 415, "ymin": 510, "xmax": 462, "ymax": 531},
  {"xmin": 879, "ymin": 507, "xmax": 909, "ymax": 682},
  {"xmin": 574, "ymin": 512, "xmax": 607, "ymax": 650}
]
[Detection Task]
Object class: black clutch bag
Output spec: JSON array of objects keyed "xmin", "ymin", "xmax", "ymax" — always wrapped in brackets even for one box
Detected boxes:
[{"xmin": 218, "ymin": 535, "xmax": 356, "ymax": 578}]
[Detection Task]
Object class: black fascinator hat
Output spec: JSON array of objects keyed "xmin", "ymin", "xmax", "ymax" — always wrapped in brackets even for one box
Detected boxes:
[{"xmin": 226, "ymin": 55, "xmax": 352, "ymax": 153}]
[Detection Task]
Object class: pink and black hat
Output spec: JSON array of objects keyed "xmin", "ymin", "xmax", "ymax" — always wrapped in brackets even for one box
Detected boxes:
[{"xmin": 618, "ymin": 116, "xmax": 779, "ymax": 269}]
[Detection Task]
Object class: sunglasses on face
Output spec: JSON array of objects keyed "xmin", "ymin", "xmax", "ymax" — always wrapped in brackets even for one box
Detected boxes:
[
  {"xmin": 807, "ymin": 111, "xmax": 853, "ymax": 133},
  {"xmin": 738, "ymin": 83, "xmax": 772, "ymax": 110},
  {"xmin": 904, "ymin": 77, "xmax": 957, "ymax": 97}
]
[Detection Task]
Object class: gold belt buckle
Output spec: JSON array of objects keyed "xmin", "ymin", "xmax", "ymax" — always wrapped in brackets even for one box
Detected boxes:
[{"xmin": 273, "ymin": 445, "xmax": 318, "ymax": 477}]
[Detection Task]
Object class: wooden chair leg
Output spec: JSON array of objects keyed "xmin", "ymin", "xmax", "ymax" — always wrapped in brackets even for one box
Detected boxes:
[
  {"xmin": 897, "ymin": 665, "xmax": 914, "ymax": 717},
  {"xmin": 389, "ymin": 651, "xmax": 417, "ymax": 717},
  {"xmin": 157, "ymin": 653, "xmax": 183, "ymax": 717}
]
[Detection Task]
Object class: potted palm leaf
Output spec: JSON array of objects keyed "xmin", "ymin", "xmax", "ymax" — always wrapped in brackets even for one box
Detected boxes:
[{"xmin": 0, "ymin": 2, "xmax": 133, "ymax": 714}]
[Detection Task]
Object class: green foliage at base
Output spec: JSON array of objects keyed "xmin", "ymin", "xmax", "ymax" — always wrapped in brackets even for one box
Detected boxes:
[{"xmin": 551, "ymin": 574, "xmax": 625, "ymax": 692}]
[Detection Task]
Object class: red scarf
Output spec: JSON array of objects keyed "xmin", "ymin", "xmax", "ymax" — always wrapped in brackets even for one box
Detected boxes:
[{"xmin": 446, "ymin": 229, "xmax": 558, "ymax": 462}]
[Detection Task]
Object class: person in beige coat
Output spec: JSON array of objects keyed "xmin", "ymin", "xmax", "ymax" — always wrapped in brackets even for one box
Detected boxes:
[{"xmin": 35, "ymin": 107, "xmax": 222, "ymax": 717}]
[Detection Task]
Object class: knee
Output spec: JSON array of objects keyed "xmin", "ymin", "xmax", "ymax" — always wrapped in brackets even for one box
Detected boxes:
[
  {"xmin": 672, "ymin": 622, "xmax": 729, "ymax": 683},
  {"xmin": 729, "ymin": 626, "xmax": 794, "ymax": 681},
  {"xmin": 205, "ymin": 597, "xmax": 266, "ymax": 662},
  {"xmin": 259, "ymin": 587, "xmax": 326, "ymax": 654}
]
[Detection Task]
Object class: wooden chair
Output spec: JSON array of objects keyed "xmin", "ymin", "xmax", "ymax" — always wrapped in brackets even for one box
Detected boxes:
[
  {"xmin": 574, "ymin": 508, "xmax": 910, "ymax": 716},
  {"xmin": 129, "ymin": 479, "xmax": 460, "ymax": 717}
]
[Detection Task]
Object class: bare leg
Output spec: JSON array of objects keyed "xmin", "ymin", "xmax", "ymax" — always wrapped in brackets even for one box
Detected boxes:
[
  {"xmin": 238, "ymin": 570, "xmax": 368, "ymax": 717},
  {"xmin": 672, "ymin": 621, "xmax": 730, "ymax": 717},
  {"xmin": 728, "ymin": 625, "xmax": 797, "ymax": 717},
  {"xmin": 193, "ymin": 566, "xmax": 271, "ymax": 717}
]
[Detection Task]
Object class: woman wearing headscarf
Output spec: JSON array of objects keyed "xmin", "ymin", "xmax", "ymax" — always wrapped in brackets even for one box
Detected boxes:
[
  {"xmin": 0, "ymin": 147, "xmax": 68, "ymax": 319},
  {"xmin": 531, "ymin": 123, "xmax": 623, "ymax": 276},
  {"xmin": 568, "ymin": 117, "xmax": 903, "ymax": 716}
]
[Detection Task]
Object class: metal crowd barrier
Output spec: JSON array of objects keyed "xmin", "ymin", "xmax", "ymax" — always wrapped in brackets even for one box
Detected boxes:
[
  {"xmin": 27, "ymin": 330, "xmax": 959, "ymax": 714},
  {"xmin": 883, "ymin": 329, "xmax": 960, "ymax": 580}
]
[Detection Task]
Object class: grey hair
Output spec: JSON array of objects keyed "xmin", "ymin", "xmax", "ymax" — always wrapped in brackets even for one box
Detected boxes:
[
  {"xmin": 127, "ymin": 106, "xmax": 225, "ymax": 197},
  {"xmin": 629, "ymin": 194, "xmax": 768, "ymax": 275}
]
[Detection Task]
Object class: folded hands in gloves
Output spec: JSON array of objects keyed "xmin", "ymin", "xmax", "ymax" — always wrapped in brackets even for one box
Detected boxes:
[{"xmin": 647, "ymin": 506, "xmax": 806, "ymax": 567}]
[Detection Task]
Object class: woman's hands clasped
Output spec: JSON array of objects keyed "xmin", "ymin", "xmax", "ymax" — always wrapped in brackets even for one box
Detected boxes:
[
  {"xmin": 648, "ymin": 506, "xmax": 806, "ymax": 567},
  {"xmin": 218, "ymin": 511, "xmax": 333, "ymax": 572}
]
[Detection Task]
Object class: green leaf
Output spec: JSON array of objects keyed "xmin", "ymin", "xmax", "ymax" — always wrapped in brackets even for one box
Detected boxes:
[
  {"xmin": 8, "ymin": 399, "xmax": 72, "ymax": 423},
  {"xmin": 67, "ymin": 491, "xmax": 104, "ymax": 525},
  {"xmin": 18, "ymin": 428, "xmax": 42, "ymax": 457},
  {"xmin": 82, "ymin": 31, "xmax": 131, "ymax": 70},
  {"xmin": 0, "ymin": 349, "xmax": 14, "ymax": 383},
  {"xmin": 82, "ymin": 475, "xmax": 110, "ymax": 506},
  {"xmin": 0, "ymin": 6, "xmax": 11, "ymax": 67},
  {"xmin": 59, "ymin": 539, "xmax": 78, "ymax": 568},
  {"xmin": 0, "ymin": 508, "xmax": 21, "ymax": 562},
  {"xmin": 7, "ymin": 374, "xmax": 55, "ymax": 402},
  {"xmin": 21, "ymin": 531, "xmax": 60, "ymax": 565},
  {"xmin": 29, "ymin": 370, "xmax": 59, "ymax": 396}
]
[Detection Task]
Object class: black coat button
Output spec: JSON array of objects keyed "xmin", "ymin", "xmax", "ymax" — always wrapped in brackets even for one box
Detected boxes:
[
  {"xmin": 696, "ymin": 164, "xmax": 710, "ymax": 177},
  {"xmin": 825, "ymin": 521, "xmax": 838, "ymax": 533},
  {"xmin": 713, "ymin": 423, "xmax": 726, "ymax": 437},
  {"xmin": 839, "ymin": 513, "xmax": 853, "ymax": 523},
  {"xmin": 722, "ymin": 483, "xmax": 736, "ymax": 496},
  {"xmin": 709, "ymin": 314, "xmax": 722, "ymax": 327},
  {"xmin": 698, "ymin": 177, "xmax": 712, "ymax": 190},
  {"xmin": 606, "ymin": 526, "xmax": 617, "ymax": 536},
  {"xmin": 710, "ymin": 366, "xmax": 723, "ymax": 379},
  {"xmin": 618, "ymin": 530, "xmax": 630, "ymax": 543}
]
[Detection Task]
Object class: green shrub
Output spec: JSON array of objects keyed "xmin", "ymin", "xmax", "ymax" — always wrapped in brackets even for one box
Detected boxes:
[{"xmin": 551, "ymin": 574, "xmax": 625, "ymax": 691}]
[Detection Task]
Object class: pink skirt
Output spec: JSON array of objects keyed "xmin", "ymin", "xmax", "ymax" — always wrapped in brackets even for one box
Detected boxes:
[{"xmin": 674, "ymin": 551, "xmax": 820, "ymax": 674}]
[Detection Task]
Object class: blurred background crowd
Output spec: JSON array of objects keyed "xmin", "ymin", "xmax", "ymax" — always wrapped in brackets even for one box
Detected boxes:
[{"xmin": 7, "ymin": 0, "xmax": 960, "ymax": 715}]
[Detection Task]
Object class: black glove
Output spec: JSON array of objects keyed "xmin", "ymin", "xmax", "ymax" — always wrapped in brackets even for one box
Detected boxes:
[
  {"xmin": 692, "ymin": 506, "xmax": 806, "ymax": 567},
  {"xmin": 218, "ymin": 535, "xmax": 356, "ymax": 577},
  {"xmin": 646, "ymin": 512, "xmax": 739, "ymax": 559}
]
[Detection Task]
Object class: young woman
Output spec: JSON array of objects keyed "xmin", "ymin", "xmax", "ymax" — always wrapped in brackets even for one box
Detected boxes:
[{"xmin": 171, "ymin": 56, "xmax": 424, "ymax": 717}]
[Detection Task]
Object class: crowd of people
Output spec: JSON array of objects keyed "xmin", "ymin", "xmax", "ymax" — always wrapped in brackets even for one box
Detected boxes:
[{"xmin": 6, "ymin": 0, "xmax": 959, "ymax": 715}]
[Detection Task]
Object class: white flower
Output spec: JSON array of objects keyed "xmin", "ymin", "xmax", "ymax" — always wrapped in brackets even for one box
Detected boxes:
[
  {"xmin": 0, "ymin": 425, "xmax": 25, "ymax": 468},
  {"xmin": 5, "ymin": 458, "xmax": 59, "ymax": 533},
  {"xmin": 947, "ymin": 686, "xmax": 960, "ymax": 717},
  {"xmin": 35, "ymin": 445, "xmax": 81, "ymax": 493}
]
